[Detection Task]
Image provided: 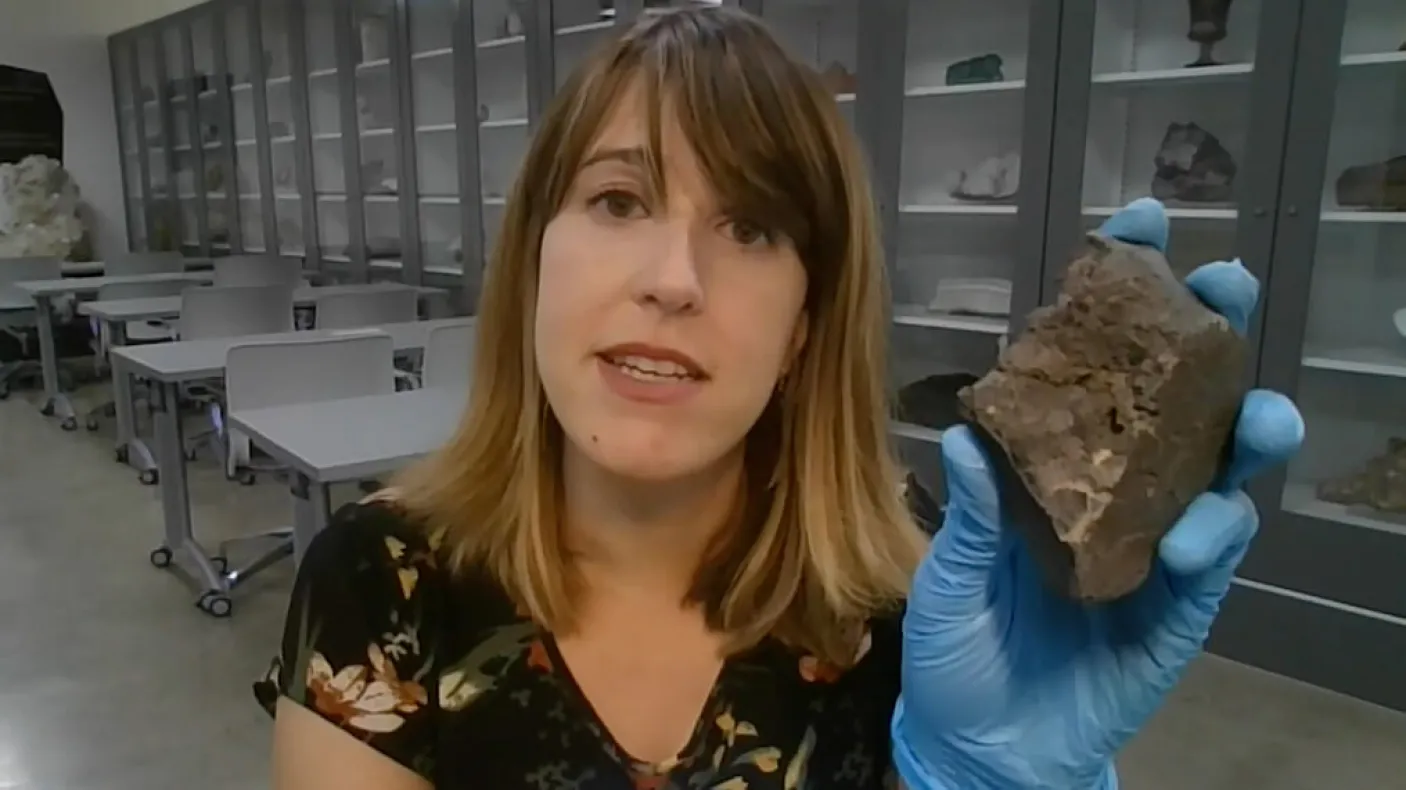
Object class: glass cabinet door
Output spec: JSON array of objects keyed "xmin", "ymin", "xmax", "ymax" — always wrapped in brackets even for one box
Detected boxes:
[
  {"xmin": 1080, "ymin": 0, "xmax": 1262, "ymax": 276},
  {"xmin": 304, "ymin": 0, "xmax": 349, "ymax": 268},
  {"xmin": 114, "ymin": 39, "xmax": 148, "ymax": 251},
  {"xmin": 474, "ymin": 0, "xmax": 532, "ymax": 265},
  {"xmin": 191, "ymin": 10, "xmax": 236, "ymax": 253},
  {"xmin": 889, "ymin": 0, "xmax": 1040, "ymax": 446},
  {"xmin": 225, "ymin": 2, "xmax": 268, "ymax": 253},
  {"xmin": 262, "ymin": 0, "xmax": 305, "ymax": 260},
  {"xmin": 1276, "ymin": 4, "xmax": 1406, "ymax": 572},
  {"xmin": 760, "ymin": 0, "xmax": 858, "ymax": 127},
  {"xmin": 551, "ymin": 0, "xmax": 617, "ymax": 87},
  {"xmin": 163, "ymin": 22, "xmax": 202, "ymax": 253},
  {"xmin": 138, "ymin": 31, "xmax": 179, "ymax": 252},
  {"xmin": 409, "ymin": 0, "xmax": 461, "ymax": 278},
  {"xmin": 353, "ymin": 0, "xmax": 404, "ymax": 279}
]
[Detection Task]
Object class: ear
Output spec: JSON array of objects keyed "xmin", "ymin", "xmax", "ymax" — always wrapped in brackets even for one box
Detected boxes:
[{"xmin": 784, "ymin": 310, "xmax": 809, "ymax": 375}]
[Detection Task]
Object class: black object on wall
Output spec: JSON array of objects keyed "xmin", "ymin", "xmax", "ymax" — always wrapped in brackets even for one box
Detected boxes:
[{"xmin": 0, "ymin": 65, "xmax": 63, "ymax": 164}]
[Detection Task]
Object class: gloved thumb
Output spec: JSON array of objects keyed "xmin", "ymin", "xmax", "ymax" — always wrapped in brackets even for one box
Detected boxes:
[{"xmin": 911, "ymin": 425, "xmax": 1006, "ymax": 619}]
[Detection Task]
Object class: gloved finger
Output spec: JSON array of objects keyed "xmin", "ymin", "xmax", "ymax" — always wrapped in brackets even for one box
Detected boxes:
[
  {"xmin": 1096, "ymin": 197, "xmax": 1169, "ymax": 253},
  {"xmin": 1184, "ymin": 259, "xmax": 1259, "ymax": 336},
  {"xmin": 910, "ymin": 425, "xmax": 1005, "ymax": 618},
  {"xmin": 1159, "ymin": 489, "xmax": 1258, "ymax": 577},
  {"xmin": 1220, "ymin": 389, "xmax": 1305, "ymax": 492}
]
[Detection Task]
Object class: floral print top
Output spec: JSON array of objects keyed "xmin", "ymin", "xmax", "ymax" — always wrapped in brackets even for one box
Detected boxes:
[{"xmin": 255, "ymin": 498, "xmax": 907, "ymax": 789}]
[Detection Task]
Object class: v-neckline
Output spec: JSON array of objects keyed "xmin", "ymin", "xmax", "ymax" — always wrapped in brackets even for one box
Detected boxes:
[{"xmin": 540, "ymin": 632, "xmax": 732, "ymax": 777}]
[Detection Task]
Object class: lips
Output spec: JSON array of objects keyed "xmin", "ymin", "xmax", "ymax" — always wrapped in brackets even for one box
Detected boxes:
[{"xmin": 596, "ymin": 342, "xmax": 708, "ymax": 381}]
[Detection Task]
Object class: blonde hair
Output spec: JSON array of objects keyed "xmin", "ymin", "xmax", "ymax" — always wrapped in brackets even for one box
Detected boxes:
[{"xmin": 394, "ymin": 5, "xmax": 928, "ymax": 665}]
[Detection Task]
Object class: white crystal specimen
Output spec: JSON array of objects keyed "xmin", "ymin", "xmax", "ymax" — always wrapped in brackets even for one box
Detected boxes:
[{"xmin": 0, "ymin": 155, "xmax": 86, "ymax": 259}]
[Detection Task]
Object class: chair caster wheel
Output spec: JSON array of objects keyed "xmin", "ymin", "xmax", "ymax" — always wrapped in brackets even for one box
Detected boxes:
[
  {"xmin": 149, "ymin": 546, "xmax": 173, "ymax": 568},
  {"xmin": 184, "ymin": 448, "xmax": 198, "ymax": 461},
  {"xmin": 239, "ymin": 472, "xmax": 256, "ymax": 486},
  {"xmin": 103, "ymin": 403, "xmax": 116, "ymax": 417},
  {"xmin": 196, "ymin": 591, "xmax": 232, "ymax": 618},
  {"xmin": 60, "ymin": 417, "xmax": 77, "ymax": 431},
  {"xmin": 40, "ymin": 401, "xmax": 54, "ymax": 416},
  {"xmin": 85, "ymin": 415, "xmax": 101, "ymax": 431},
  {"xmin": 115, "ymin": 446, "xmax": 129, "ymax": 464},
  {"xmin": 139, "ymin": 469, "xmax": 159, "ymax": 486}
]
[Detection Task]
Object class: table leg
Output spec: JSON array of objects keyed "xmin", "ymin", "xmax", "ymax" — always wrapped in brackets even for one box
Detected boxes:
[
  {"xmin": 150, "ymin": 379, "xmax": 230, "ymax": 616},
  {"xmin": 106, "ymin": 323, "xmax": 157, "ymax": 475},
  {"xmin": 32, "ymin": 295, "xmax": 75, "ymax": 428},
  {"xmin": 291, "ymin": 472, "xmax": 331, "ymax": 567}
]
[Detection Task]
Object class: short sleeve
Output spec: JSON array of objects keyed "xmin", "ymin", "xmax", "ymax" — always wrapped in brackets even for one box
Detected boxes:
[{"xmin": 255, "ymin": 498, "xmax": 443, "ymax": 781}]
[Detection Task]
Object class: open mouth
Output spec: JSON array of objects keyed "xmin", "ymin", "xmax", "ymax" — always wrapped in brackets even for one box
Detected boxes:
[{"xmin": 598, "ymin": 352, "xmax": 704, "ymax": 383}]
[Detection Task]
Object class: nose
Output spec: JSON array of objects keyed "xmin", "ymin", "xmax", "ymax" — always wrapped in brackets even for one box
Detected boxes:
[{"xmin": 631, "ymin": 219, "xmax": 704, "ymax": 315}]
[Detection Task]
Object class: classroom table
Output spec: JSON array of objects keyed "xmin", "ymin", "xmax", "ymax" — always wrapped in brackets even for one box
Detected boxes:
[
  {"xmin": 229, "ymin": 386, "xmax": 467, "ymax": 572},
  {"xmin": 61, "ymin": 258, "xmax": 214, "ymax": 277},
  {"xmin": 14, "ymin": 272, "xmax": 213, "ymax": 427},
  {"xmin": 111, "ymin": 318, "xmax": 472, "ymax": 616},
  {"xmin": 80, "ymin": 282, "xmax": 448, "ymax": 475}
]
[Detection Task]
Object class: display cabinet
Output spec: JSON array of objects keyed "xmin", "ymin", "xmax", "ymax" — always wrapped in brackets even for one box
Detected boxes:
[{"xmin": 110, "ymin": 0, "xmax": 1406, "ymax": 709}]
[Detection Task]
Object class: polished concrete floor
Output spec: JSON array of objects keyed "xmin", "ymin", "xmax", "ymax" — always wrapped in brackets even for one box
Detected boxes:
[{"xmin": 1, "ymin": 384, "xmax": 1404, "ymax": 790}]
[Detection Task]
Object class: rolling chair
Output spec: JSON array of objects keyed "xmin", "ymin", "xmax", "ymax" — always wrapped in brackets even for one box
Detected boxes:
[
  {"xmin": 212, "ymin": 255, "xmax": 305, "ymax": 288},
  {"xmin": 0, "ymin": 256, "xmax": 63, "ymax": 400},
  {"xmin": 313, "ymin": 287, "xmax": 418, "ymax": 329},
  {"xmin": 83, "ymin": 278, "xmax": 190, "ymax": 431},
  {"xmin": 216, "ymin": 331, "xmax": 396, "ymax": 587},
  {"xmin": 102, "ymin": 250, "xmax": 187, "ymax": 276},
  {"xmin": 420, "ymin": 320, "xmax": 476, "ymax": 390},
  {"xmin": 175, "ymin": 284, "xmax": 296, "ymax": 474}
]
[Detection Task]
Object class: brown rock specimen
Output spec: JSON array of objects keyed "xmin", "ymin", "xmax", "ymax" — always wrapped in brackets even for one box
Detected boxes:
[
  {"xmin": 1316, "ymin": 438, "xmax": 1406, "ymax": 513},
  {"xmin": 958, "ymin": 234, "xmax": 1246, "ymax": 602}
]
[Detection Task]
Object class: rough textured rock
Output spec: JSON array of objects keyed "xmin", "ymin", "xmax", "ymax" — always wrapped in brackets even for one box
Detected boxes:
[
  {"xmin": 958, "ymin": 234, "xmax": 1246, "ymax": 602},
  {"xmin": 1317, "ymin": 438, "xmax": 1406, "ymax": 513},
  {"xmin": 0, "ymin": 155, "xmax": 86, "ymax": 259}
]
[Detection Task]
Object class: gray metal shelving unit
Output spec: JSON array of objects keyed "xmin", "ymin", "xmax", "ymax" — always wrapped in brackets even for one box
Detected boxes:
[{"xmin": 109, "ymin": 0, "xmax": 1406, "ymax": 712}]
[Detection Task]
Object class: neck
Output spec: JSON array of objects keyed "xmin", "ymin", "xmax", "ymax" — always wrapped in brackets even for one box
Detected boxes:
[{"xmin": 561, "ymin": 443, "xmax": 744, "ymax": 600}]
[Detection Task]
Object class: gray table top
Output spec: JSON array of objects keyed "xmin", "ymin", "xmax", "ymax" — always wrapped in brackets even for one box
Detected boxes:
[
  {"xmin": 79, "ymin": 282, "xmax": 445, "ymax": 323},
  {"xmin": 17, "ymin": 271, "xmax": 212, "ymax": 297},
  {"xmin": 61, "ymin": 258, "xmax": 213, "ymax": 276},
  {"xmin": 227, "ymin": 386, "xmax": 468, "ymax": 483},
  {"xmin": 112, "ymin": 317, "xmax": 474, "ymax": 382}
]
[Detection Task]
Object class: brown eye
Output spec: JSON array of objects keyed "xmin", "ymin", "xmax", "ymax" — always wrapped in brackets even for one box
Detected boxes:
[
  {"xmin": 589, "ymin": 189, "xmax": 645, "ymax": 220},
  {"xmin": 726, "ymin": 218, "xmax": 775, "ymax": 247}
]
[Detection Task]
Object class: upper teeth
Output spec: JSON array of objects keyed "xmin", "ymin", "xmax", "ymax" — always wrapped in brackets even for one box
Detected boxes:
[{"xmin": 611, "ymin": 355, "xmax": 693, "ymax": 379}]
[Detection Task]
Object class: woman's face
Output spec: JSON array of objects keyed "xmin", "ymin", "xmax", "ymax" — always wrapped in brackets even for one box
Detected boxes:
[{"xmin": 535, "ymin": 86, "xmax": 809, "ymax": 483}]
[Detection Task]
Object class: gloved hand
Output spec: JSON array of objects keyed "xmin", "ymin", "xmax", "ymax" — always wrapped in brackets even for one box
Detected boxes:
[{"xmin": 891, "ymin": 197, "xmax": 1306, "ymax": 790}]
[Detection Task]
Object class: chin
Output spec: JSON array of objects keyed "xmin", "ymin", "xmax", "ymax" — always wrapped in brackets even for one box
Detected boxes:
[{"xmin": 569, "ymin": 420, "xmax": 738, "ymax": 483}]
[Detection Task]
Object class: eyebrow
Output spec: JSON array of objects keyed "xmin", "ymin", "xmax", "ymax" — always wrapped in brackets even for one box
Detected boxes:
[{"xmin": 579, "ymin": 146, "xmax": 648, "ymax": 170}]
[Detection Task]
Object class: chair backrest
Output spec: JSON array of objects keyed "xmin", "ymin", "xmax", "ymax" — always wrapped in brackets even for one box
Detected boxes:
[
  {"xmin": 179, "ymin": 284, "xmax": 295, "ymax": 340},
  {"xmin": 102, "ymin": 251, "xmax": 186, "ymax": 277},
  {"xmin": 96, "ymin": 279, "xmax": 192, "ymax": 301},
  {"xmin": 314, "ymin": 287, "xmax": 419, "ymax": 329},
  {"xmin": 421, "ymin": 321, "xmax": 476, "ymax": 390},
  {"xmin": 212, "ymin": 255, "xmax": 304, "ymax": 288},
  {"xmin": 0, "ymin": 257, "xmax": 63, "ymax": 309},
  {"xmin": 225, "ymin": 332, "xmax": 396, "ymax": 414}
]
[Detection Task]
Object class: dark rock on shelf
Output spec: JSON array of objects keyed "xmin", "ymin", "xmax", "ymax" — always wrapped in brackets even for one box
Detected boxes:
[
  {"xmin": 958, "ymin": 234, "xmax": 1246, "ymax": 602},
  {"xmin": 1186, "ymin": 0, "xmax": 1234, "ymax": 66},
  {"xmin": 897, "ymin": 372, "xmax": 979, "ymax": 432},
  {"xmin": 1152, "ymin": 121, "xmax": 1237, "ymax": 204},
  {"xmin": 1335, "ymin": 156, "xmax": 1406, "ymax": 211},
  {"xmin": 945, "ymin": 54, "xmax": 1004, "ymax": 86},
  {"xmin": 1317, "ymin": 438, "xmax": 1406, "ymax": 513}
]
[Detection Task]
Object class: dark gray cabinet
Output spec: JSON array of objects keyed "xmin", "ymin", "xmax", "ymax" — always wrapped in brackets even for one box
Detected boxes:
[{"xmin": 109, "ymin": 0, "xmax": 1406, "ymax": 711}]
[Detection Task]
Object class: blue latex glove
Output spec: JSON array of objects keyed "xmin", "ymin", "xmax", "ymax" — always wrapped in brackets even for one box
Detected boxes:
[{"xmin": 892, "ymin": 197, "xmax": 1306, "ymax": 790}]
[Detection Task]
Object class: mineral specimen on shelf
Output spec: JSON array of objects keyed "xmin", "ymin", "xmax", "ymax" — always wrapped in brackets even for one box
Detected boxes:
[
  {"xmin": 1335, "ymin": 156, "xmax": 1406, "ymax": 211},
  {"xmin": 1186, "ymin": 0, "xmax": 1234, "ymax": 67},
  {"xmin": 950, "ymin": 151, "xmax": 1021, "ymax": 201},
  {"xmin": 1151, "ymin": 122, "xmax": 1237, "ymax": 203},
  {"xmin": 945, "ymin": 53, "xmax": 1005, "ymax": 86},
  {"xmin": 1316, "ymin": 438, "xmax": 1406, "ymax": 513},
  {"xmin": 897, "ymin": 372, "xmax": 979, "ymax": 432},
  {"xmin": 0, "ymin": 155, "xmax": 87, "ymax": 259},
  {"xmin": 958, "ymin": 233, "xmax": 1246, "ymax": 602},
  {"xmin": 819, "ymin": 62, "xmax": 856, "ymax": 96}
]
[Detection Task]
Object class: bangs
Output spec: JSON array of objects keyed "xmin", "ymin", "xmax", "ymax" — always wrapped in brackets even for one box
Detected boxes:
[{"xmin": 543, "ymin": 6, "xmax": 854, "ymax": 306}]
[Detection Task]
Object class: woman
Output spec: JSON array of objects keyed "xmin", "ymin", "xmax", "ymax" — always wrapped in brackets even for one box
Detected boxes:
[{"xmin": 262, "ymin": 6, "xmax": 1303, "ymax": 789}]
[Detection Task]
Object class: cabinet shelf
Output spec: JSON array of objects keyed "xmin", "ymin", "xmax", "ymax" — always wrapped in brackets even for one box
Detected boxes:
[
  {"xmin": 1282, "ymin": 483, "xmax": 1406, "ymax": 537},
  {"xmin": 892, "ymin": 305, "xmax": 1009, "ymax": 335},
  {"xmin": 1302, "ymin": 346, "xmax": 1406, "ymax": 379},
  {"xmin": 906, "ymin": 80, "xmax": 1026, "ymax": 98}
]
